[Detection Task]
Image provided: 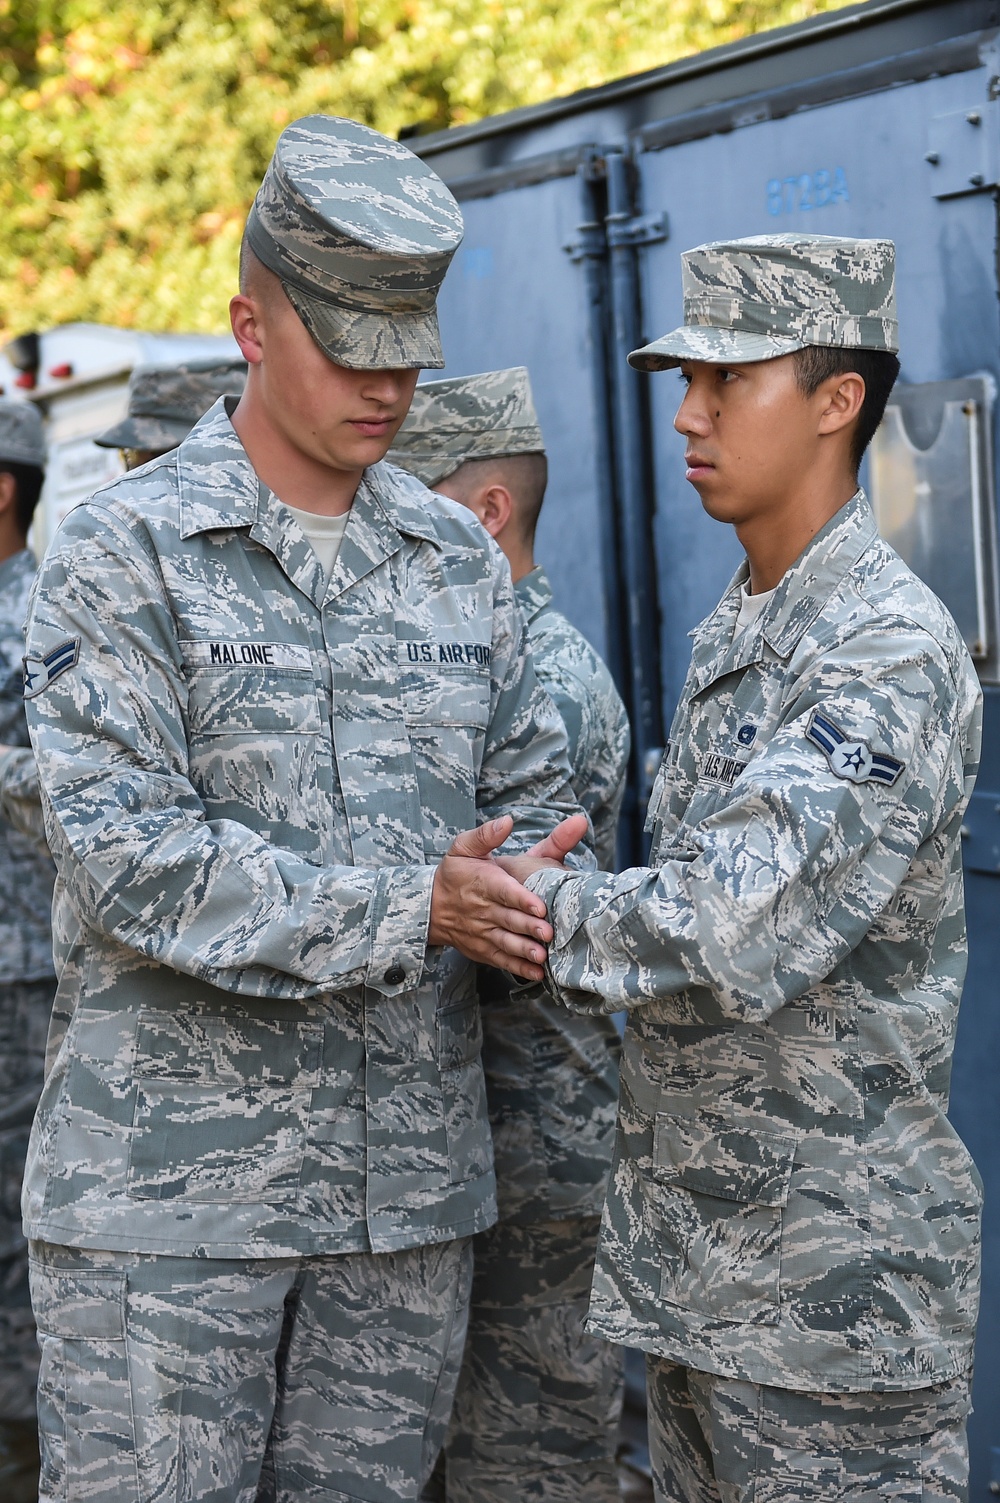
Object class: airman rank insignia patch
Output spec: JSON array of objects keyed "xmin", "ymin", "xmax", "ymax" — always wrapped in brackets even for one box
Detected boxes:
[
  {"xmin": 23, "ymin": 637, "xmax": 80, "ymax": 699},
  {"xmin": 806, "ymin": 709, "xmax": 904, "ymax": 786}
]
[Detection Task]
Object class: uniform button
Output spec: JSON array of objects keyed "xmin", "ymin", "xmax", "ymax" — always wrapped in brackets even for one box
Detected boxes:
[{"xmin": 383, "ymin": 965, "xmax": 406, "ymax": 986}]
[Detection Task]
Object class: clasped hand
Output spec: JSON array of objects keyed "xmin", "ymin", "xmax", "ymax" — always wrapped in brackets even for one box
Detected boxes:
[{"xmin": 428, "ymin": 813, "xmax": 588, "ymax": 981}]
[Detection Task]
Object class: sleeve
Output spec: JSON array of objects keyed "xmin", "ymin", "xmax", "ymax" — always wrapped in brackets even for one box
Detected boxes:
[
  {"xmin": 24, "ymin": 506, "xmax": 438, "ymax": 999},
  {"xmin": 533, "ymin": 638, "xmax": 630, "ymax": 873},
  {"xmin": 526, "ymin": 627, "xmax": 964, "ymax": 1022},
  {"xmin": 476, "ymin": 555, "xmax": 595, "ymax": 868},
  {"xmin": 0, "ymin": 745, "xmax": 47, "ymax": 851}
]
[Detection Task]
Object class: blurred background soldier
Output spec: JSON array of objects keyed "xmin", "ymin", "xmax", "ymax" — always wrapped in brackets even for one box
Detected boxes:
[
  {"xmin": 0, "ymin": 399, "xmax": 51, "ymax": 1503},
  {"xmin": 391, "ymin": 367, "xmax": 630, "ymax": 1503},
  {"xmin": 94, "ymin": 355, "xmax": 248, "ymax": 470}
]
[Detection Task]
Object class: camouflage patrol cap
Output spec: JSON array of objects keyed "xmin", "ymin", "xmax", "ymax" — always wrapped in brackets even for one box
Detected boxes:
[
  {"xmin": 0, "ymin": 398, "xmax": 45, "ymax": 469},
  {"xmin": 244, "ymin": 114, "xmax": 463, "ymax": 371},
  {"xmin": 387, "ymin": 366, "xmax": 544, "ymax": 487},
  {"xmin": 629, "ymin": 233, "xmax": 898, "ymax": 371},
  {"xmin": 94, "ymin": 357, "xmax": 248, "ymax": 451}
]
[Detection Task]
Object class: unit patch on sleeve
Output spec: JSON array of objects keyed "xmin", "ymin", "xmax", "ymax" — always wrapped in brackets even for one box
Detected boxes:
[
  {"xmin": 805, "ymin": 709, "xmax": 904, "ymax": 786},
  {"xmin": 23, "ymin": 637, "xmax": 81, "ymax": 699}
]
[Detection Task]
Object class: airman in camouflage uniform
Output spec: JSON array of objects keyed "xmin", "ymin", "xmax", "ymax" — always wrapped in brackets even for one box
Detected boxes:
[
  {"xmin": 94, "ymin": 354, "xmax": 247, "ymax": 469},
  {"xmin": 390, "ymin": 369, "xmax": 629, "ymax": 1503},
  {"xmin": 0, "ymin": 398, "xmax": 52, "ymax": 1503},
  {"xmin": 499, "ymin": 237, "xmax": 983, "ymax": 1501},
  {"xmin": 22, "ymin": 116, "xmax": 588, "ymax": 1503}
]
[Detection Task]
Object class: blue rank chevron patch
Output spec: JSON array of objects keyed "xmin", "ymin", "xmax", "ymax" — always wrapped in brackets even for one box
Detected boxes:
[
  {"xmin": 805, "ymin": 709, "xmax": 904, "ymax": 786},
  {"xmin": 23, "ymin": 637, "xmax": 80, "ymax": 699}
]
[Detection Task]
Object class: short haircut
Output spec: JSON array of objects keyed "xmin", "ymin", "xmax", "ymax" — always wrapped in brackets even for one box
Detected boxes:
[
  {"xmin": 238, "ymin": 233, "xmax": 255, "ymax": 294},
  {"xmin": 238, "ymin": 236, "xmax": 281, "ymax": 307},
  {"xmin": 792, "ymin": 345, "xmax": 901, "ymax": 474},
  {"xmin": 444, "ymin": 452, "xmax": 548, "ymax": 546},
  {"xmin": 0, "ymin": 461, "xmax": 45, "ymax": 536}
]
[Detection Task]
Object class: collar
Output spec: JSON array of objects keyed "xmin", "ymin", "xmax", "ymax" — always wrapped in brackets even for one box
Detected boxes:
[
  {"xmin": 177, "ymin": 400, "xmax": 443, "ymax": 549},
  {"xmin": 688, "ymin": 490, "xmax": 878, "ymax": 696},
  {"xmin": 514, "ymin": 565, "xmax": 553, "ymax": 624},
  {"xmin": 176, "ymin": 399, "xmax": 443, "ymax": 606}
]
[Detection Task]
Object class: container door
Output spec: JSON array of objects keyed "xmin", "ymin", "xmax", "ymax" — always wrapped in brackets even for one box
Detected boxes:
[{"xmin": 433, "ymin": 167, "xmax": 621, "ymax": 677}]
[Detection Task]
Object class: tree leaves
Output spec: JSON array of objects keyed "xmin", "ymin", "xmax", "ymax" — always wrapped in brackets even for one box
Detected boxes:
[{"xmin": 0, "ymin": 0, "xmax": 850, "ymax": 336}]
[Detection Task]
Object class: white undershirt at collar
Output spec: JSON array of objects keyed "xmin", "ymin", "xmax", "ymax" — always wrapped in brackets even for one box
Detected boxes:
[
  {"xmin": 284, "ymin": 503, "xmax": 349, "ymax": 583},
  {"xmin": 734, "ymin": 582, "xmax": 777, "ymax": 637}
]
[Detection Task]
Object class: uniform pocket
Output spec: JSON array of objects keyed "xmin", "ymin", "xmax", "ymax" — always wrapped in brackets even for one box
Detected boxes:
[
  {"xmin": 437, "ymin": 999, "xmax": 492, "ymax": 1187},
  {"xmin": 126, "ymin": 1009, "xmax": 322, "ymax": 1204},
  {"xmin": 652, "ymin": 1113, "xmax": 797, "ymax": 1325},
  {"xmin": 181, "ymin": 656, "xmax": 324, "ymax": 847},
  {"xmin": 401, "ymin": 660, "xmax": 491, "ymax": 855},
  {"xmin": 29, "ymin": 1258, "xmax": 130, "ymax": 1503}
]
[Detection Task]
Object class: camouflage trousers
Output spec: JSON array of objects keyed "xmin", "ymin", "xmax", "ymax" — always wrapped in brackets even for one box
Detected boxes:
[
  {"xmin": 646, "ymin": 1357, "xmax": 971, "ymax": 1502},
  {"xmin": 0, "ymin": 977, "xmax": 52, "ymax": 1423},
  {"xmin": 428, "ymin": 1218, "xmax": 623, "ymax": 1503},
  {"xmin": 29, "ymin": 1235, "xmax": 473, "ymax": 1503}
]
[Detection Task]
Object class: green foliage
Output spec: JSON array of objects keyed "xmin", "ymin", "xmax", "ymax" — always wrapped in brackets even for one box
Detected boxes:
[{"xmin": 0, "ymin": 0, "xmax": 854, "ymax": 336}]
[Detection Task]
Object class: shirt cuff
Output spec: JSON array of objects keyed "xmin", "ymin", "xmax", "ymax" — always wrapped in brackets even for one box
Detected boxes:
[
  {"xmin": 524, "ymin": 867, "xmax": 576, "ymax": 924},
  {"xmin": 365, "ymin": 864, "xmax": 436, "ymax": 995}
]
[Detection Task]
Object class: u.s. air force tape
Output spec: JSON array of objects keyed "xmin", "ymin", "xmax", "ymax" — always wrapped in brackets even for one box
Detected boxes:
[
  {"xmin": 805, "ymin": 709, "xmax": 904, "ymax": 785},
  {"xmin": 23, "ymin": 637, "xmax": 80, "ymax": 699}
]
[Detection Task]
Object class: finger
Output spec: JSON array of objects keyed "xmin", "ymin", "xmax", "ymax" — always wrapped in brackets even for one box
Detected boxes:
[
  {"xmin": 478, "ymin": 903, "xmax": 552, "ymax": 946},
  {"xmin": 497, "ymin": 956, "xmax": 545, "ymax": 982},
  {"xmin": 447, "ymin": 815, "xmax": 514, "ymax": 861},
  {"xmin": 529, "ymin": 812, "xmax": 589, "ymax": 862},
  {"xmin": 473, "ymin": 863, "xmax": 548, "ymax": 919},
  {"xmin": 485, "ymin": 935, "xmax": 547, "ymax": 982}
]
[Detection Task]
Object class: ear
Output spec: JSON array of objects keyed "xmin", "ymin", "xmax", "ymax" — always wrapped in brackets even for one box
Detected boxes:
[
  {"xmin": 229, "ymin": 292, "xmax": 264, "ymax": 365},
  {"xmin": 816, "ymin": 371, "xmax": 866, "ymax": 438},
  {"xmin": 0, "ymin": 472, "xmax": 16, "ymax": 519},
  {"xmin": 479, "ymin": 483, "xmax": 514, "ymax": 539}
]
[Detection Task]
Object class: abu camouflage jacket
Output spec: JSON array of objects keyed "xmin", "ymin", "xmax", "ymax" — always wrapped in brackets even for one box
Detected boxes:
[
  {"xmin": 0, "ymin": 548, "xmax": 55, "ymax": 985},
  {"xmin": 481, "ymin": 567, "xmax": 630, "ymax": 1223},
  {"xmin": 527, "ymin": 493, "xmax": 983, "ymax": 1392},
  {"xmin": 22, "ymin": 399, "xmax": 582, "ymax": 1259}
]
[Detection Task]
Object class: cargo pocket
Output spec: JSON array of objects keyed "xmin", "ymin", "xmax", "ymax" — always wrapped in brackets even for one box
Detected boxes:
[
  {"xmin": 437, "ymin": 999, "xmax": 493, "ymax": 1187},
  {"xmin": 651, "ymin": 1114, "xmax": 797, "ymax": 1325},
  {"xmin": 29, "ymin": 1258, "xmax": 130, "ymax": 1502},
  {"xmin": 126, "ymin": 1010, "xmax": 321, "ymax": 1204}
]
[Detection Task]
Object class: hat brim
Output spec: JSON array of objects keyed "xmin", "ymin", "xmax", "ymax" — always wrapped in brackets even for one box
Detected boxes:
[
  {"xmin": 94, "ymin": 415, "xmax": 192, "ymax": 450},
  {"xmin": 628, "ymin": 326, "xmax": 806, "ymax": 371},
  {"xmin": 386, "ymin": 451, "xmax": 458, "ymax": 488},
  {"xmin": 284, "ymin": 282, "xmax": 444, "ymax": 371}
]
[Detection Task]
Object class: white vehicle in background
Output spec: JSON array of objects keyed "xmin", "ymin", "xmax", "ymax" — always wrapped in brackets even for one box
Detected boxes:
[{"xmin": 0, "ymin": 323, "xmax": 240, "ymax": 552}]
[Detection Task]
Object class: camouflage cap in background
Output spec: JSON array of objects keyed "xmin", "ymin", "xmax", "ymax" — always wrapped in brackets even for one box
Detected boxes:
[
  {"xmin": 629, "ymin": 233, "xmax": 898, "ymax": 371},
  {"xmin": 94, "ymin": 357, "xmax": 248, "ymax": 451},
  {"xmin": 0, "ymin": 398, "xmax": 45, "ymax": 469},
  {"xmin": 387, "ymin": 366, "xmax": 544, "ymax": 487},
  {"xmin": 244, "ymin": 115, "xmax": 464, "ymax": 371}
]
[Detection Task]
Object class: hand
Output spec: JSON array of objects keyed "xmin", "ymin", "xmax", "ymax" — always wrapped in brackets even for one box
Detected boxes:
[
  {"xmin": 495, "ymin": 812, "xmax": 589, "ymax": 886},
  {"xmin": 429, "ymin": 816, "xmax": 555, "ymax": 981}
]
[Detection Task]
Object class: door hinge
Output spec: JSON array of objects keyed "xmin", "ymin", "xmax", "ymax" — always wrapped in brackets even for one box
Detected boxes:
[
  {"xmin": 605, "ymin": 211, "xmax": 669, "ymax": 248},
  {"xmin": 925, "ymin": 99, "xmax": 1000, "ymax": 197}
]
